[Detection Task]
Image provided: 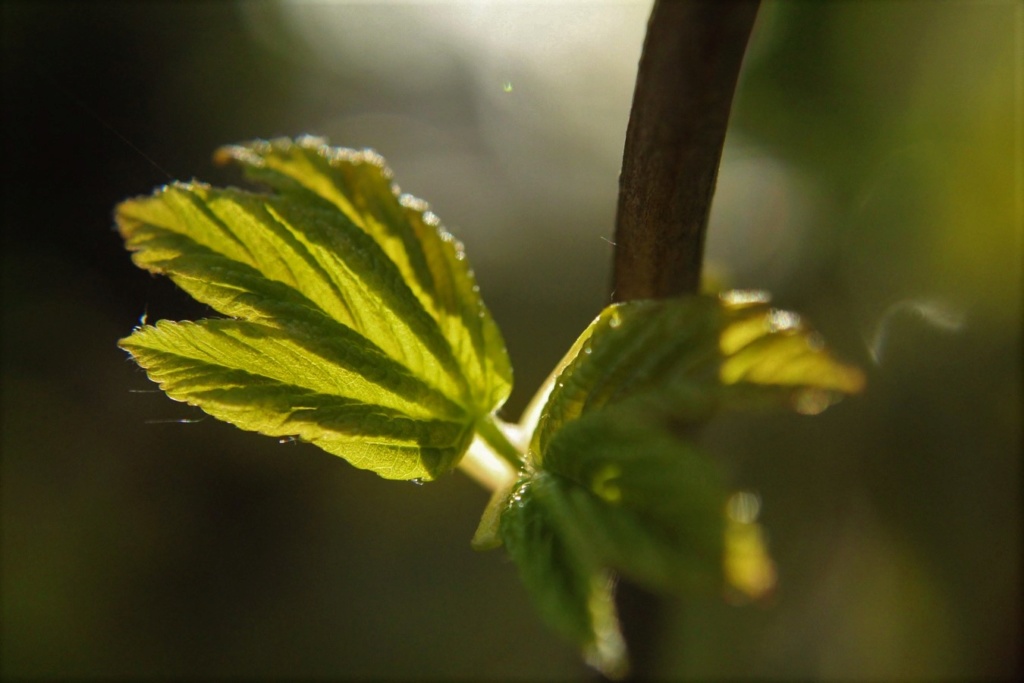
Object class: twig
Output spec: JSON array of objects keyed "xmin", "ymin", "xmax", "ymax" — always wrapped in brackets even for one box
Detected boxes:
[{"xmin": 613, "ymin": 0, "xmax": 760, "ymax": 302}]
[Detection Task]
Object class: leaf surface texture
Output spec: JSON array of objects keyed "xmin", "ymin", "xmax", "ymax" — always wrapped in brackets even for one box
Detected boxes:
[{"xmin": 118, "ymin": 137, "xmax": 511, "ymax": 480}]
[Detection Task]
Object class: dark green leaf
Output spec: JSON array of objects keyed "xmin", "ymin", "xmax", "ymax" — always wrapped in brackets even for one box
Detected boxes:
[
  {"xmin": 540, "ymin": 405, "xmax": 726, "ymax": 593},
  {"xmin": 499, "ymin": 476, "xmax": 628, "ymax": 679}
]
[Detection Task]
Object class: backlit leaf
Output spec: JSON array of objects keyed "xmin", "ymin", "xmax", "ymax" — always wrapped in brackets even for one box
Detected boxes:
[
  {"xmin": 532, "ymin": 292, "xmax": 864, "ymax": 463},
  {"xmin": 497, "ymin": 291, "xmax": 861, "ymax": 663},
  {"xmin": 215, "ymin": 136, "xmax": 511, "ymax": 411},
  {"xmin": 118, "ymin": 138, "xmax": 511, "ymax": 480}
]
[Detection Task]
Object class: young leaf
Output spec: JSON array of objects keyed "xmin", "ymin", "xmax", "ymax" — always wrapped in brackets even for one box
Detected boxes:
[
  {"xmin": 498, "ymin": 292, "xmax": 862, "ymax": 665},
  {"xmin": 532, "ymin": 292, "xmax": 865, "ymax": 464},
  {"xmin": 499, "ymin": 476, "xmax": 628, "ymax": 679},
  {"xmin": 215, "ymin": 136, "xmax": 512, "ymax": 412},
  {"xmin": 117, "ymin": 138, "xmax": 512, "ymax": 481},
  {"xmin": 538, "ymin": 405, "xmax": 727, "ymax": 594}
]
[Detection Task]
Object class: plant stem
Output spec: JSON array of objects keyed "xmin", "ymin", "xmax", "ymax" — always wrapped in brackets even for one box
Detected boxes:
[
  {"xmin": 458, "ymin": 416, "xmax": 522, "ymax": 492},
  {"xmin": 612, "ymin": 0, "xmax": 760, "ymax": 302},
  {"xmin": 476, "ymin": 415, "xmax": 524, "ymax": 471},
  {"xmin": 609, "ymin": 1, "xmax": 760, "ymax": 679},
  {"xmin": 458, "ymin": 435, "xmax": 516, "ymax": 493}
]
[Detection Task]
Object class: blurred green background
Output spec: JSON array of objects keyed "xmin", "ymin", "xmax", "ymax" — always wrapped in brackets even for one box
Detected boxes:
[{"xmin": 2, "ymin": 1, "xmax": 1020, "ymax": 679}]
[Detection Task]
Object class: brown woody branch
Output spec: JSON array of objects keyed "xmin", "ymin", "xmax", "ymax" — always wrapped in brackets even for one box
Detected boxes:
[{"xmin": 612, "ymin": 0, "xmax": 760, "ymax": 302}]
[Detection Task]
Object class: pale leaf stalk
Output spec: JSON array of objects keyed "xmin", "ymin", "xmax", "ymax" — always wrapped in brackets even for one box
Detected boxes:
[
  {"xmin": 476, "ymin": 414, "xmax": 524, "ymax": 471},
  {"xmin": 458, "ymin": 416, "xmax": 522, "ymax": 492}
]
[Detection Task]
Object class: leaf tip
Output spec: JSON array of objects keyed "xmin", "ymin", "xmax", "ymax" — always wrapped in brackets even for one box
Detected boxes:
[
  {"xmin": 213, "ymin": 143, "xmax": 261, "ymax": 169},
  {"xmin": 722, "ymin": 491, "xmax": 777, "ymax": 604},
  {"xmin": 582, "ymin": 573, "xmax": 629, "ymax": 680}
]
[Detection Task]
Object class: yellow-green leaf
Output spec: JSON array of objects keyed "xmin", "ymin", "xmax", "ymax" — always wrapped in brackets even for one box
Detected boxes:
[
  {"xmin": 531, "ymin": 292, "xmax": 864, "ymax": 464},
  {"xmin": 497, "ymin": 291, "xmax": 861, "ymax": 660},
  {"xmin": 117, "ymin": 138, "xmax": 511, "ymax": 480},
  {"xmin": 215, "ymin": 136, "xmax": 511, "ymax": 411}
]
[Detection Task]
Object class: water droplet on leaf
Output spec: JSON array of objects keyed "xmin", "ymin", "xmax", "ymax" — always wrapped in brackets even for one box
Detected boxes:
[
  {"xmin": 766, "ymin": 309, "xmax": 801, "ymax": 332},
  {"xmin": 720, "ymin": 289, "xmax": 771, "ymax": 307}
]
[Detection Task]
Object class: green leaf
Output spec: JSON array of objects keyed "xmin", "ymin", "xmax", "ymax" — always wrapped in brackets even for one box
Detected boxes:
[
  {"xmin": 499, "ymin": 476, "xmax": 628, "ymax": 679},
  {"xmin": 540, "ymin": 405, "xmax": 727, "ymax": 593},
  {"xmin": 498, "ymin": 404, "xmax": 730, "ymax": 676},
  {"xmin": 117, "ymin": 138, "xmax": 511, "ymax": 480},
  {"xmin": 531, "ymin": 292, "xmax": 865, "ymax": 464},
  {"xmin": 215, "ymin": 136, "xmax": 511, "ymax": 412},
  {"xmin": 121, "ymin": 320, "xmax": 473, "ymax": 480},
  {"xmin": 497, "ymin": 409, "xmax": 726, "ymax": 673},
  {"xmin": 497, "ymin": 291, "xmax": 862, "ymax": 662}
]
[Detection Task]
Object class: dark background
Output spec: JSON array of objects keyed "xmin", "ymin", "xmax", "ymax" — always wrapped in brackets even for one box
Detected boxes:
[{"xmin": 2, "ymin": 1, "xmax": 1020, "ymax": 679}]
